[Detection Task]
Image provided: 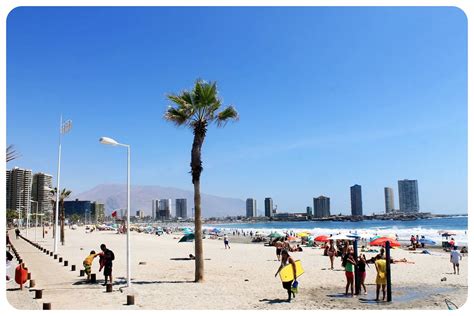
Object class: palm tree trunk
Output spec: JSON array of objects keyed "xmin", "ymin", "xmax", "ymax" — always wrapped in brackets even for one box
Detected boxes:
[
  {"xmin": 192, "ymin": 122, "xmax": 206, "ymax": 282},
  {"xmin": 60, "ymin": 203, "xmax": 65, "ymax": 245}
]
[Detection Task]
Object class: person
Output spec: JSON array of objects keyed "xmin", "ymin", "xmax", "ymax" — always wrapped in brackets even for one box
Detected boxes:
[
  {"xmin": 343, "ymin": 250, "xmax": 356, "ymax": 296},
  {"xmin": 294, "ymin": 244, "xmax": 303, "ymax": 252},
  {"xmin": 375, "ymin": 254, "xmax": 387, "ymax": 301},
  {"xmin": 420, "ymin": 235, "xmax": 425, "ymax": 248},
  {"xmin": 415, "ymin": 235, "xmax": 420, "ymax": 247},
  {"xmin": 449, "ymin": 238, "xmax": 457, "ymax": 250},
  {"xmin": 224, "ymin": 235, "xmax": 230, "ymax": 249},
  {"xmin": 410, "ymin": 235, "xmax": 416, "ymax": 247},
  {"xmin": 357, "ymin": 254, "xmax": 368, "ymax": 294},
  {"xmin": 15, "ymin": 227, "xmax": 20, "ymax": 239},
  {"xmin": 327, "ymin": 240, "xmax": 337, "ymax": 270},
  {"xmin": 83, "ymin": 250, "xmax": 99, "ymax": 281},
  {"xmin": 99, "ymin": 244, "xmax": 115, "ymax": 285},
  {"xmin": 274, "ymin": 249, "xmax": 297, "ymax": 302},
  {"xmin": 450, "ymin": 248, "xmax": 462, "ymax": 275}
]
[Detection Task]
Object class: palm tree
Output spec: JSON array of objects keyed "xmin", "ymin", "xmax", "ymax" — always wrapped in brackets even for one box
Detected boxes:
[
  {"xmin": 50, "ymin": 188, "xmax": 72, "ymax": 245},
  {"xmin": 164, "ymin": 80, "xmax": 238, "ymax": 282},
  {"xmin": 6, "ymin": 144, "xmax": 20, "ymax": 162}
]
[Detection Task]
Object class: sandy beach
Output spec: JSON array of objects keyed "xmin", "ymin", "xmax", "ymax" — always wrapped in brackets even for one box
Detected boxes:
[{"xmin": 6, "ymin": 227, "xmax": 468, "ymax": 310}]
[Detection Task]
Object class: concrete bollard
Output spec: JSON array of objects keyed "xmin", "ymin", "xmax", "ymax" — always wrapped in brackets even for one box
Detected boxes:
[
  {"xmin": 30, "ymin": 279, "xmax": 36, "ymax": 288},
  {"xmin": 90, "ymin": 273, "xmax": 96, "ymax": 283},
  {"xmin": 59, "ymin": 257, "xmax": 63, "ymax": 263},
  {"xmin": 71, "ymin": 265, "xmax": 76, "ymax": 271},
  {"xmin": 106, "ymin": 284, "xmax": 113, "ymax": 292},
  {"xmin": 35, "ymin": 289, "xmax": 43, "ymax": 299},
  {"xmin": 79, "ymin": 270, "xmax": 85, "ymax": 277},
  {"xmin": 50, "ymin": 252, "xmax": 53, "ymax": 257},
  {"xmin": 46, "ymin": 251, "xmax": 49, "ymax": 255},
  {"xmin": 127, "ymin": 295, "xmax": 135, "ymax": 305},
  {"xmin": 43, "ymin": 303, "xmax": 51, "ymax": 310},
  {"xmin": 64, "ymin": 260, "xmax": 68, "ymax": 266},
  {"xmin": 27, "ymin": 272, "xmax": 31, "ymax": 280},
  {"xmin": 18, "ymin": 259, "xmax": 23, "ymax": 264},
  {"xmin": 54, "ymin": 254, "xmax": 58, "ymax": 259}
]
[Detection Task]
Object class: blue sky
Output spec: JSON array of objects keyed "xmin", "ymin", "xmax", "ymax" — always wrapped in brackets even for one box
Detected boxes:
[{"xmin": 6, "ymin": 7, "xmax": 467, "ymax": 214}]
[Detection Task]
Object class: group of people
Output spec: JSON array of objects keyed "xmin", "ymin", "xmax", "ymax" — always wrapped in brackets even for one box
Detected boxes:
[{"xmin": 82, "ymin": 244, "xmax": 115, "ymax": 285}]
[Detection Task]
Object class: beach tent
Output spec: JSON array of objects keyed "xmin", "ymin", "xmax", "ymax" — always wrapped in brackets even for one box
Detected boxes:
[
  {"xmin": 418, "ymin": 237, "xmax": 436, "ymax": 245},
  {"xmin": 314, "ymin": 235, "xmax": 329, "ymax": 242},
  {"xmin": 369, "ymin": 237, "xmax": 400, "ymax": 247},
  {"xmin": 178, "ymin": 233, "xmax": 195, "ymax": 242}
]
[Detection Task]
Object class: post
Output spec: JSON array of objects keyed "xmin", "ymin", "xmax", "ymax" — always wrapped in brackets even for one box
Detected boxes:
[
  {"xmin": 385, "ymin": 241, "xmax": 392, "ymax": 302},
  {"xmin": 354, "ymin": 238, "xmax": 360, "ymax": 295},
  {"xmin": 126, "ymin": 145, "xmax": 131, "ymax": 287},
  {"xmin": 54, "ymin": 115, "xmax": 62, "ymax": 254}
]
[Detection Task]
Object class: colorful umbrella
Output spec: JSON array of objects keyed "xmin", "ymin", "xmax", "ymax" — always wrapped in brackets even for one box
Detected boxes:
[
  {"xmin": 268, "ymin": 232, "xmax": 283, "ymax": 239},
  {"xmin": 314, "ymin": 235, "xmax": 329, "ymax": 242},
  {"xmin": 178, "ymin": 233, "xmax": 195, "ymax": 242},
  {"xmin": 296, "ymin": 232, "xmax": 309, "ymax": 238},
  {"xmin": 369, "ymin": 237, "xmax": 400, "ymax": 247}
]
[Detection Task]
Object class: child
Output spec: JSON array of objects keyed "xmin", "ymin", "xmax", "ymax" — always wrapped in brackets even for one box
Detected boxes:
[
  {"xmin": 83, "ymin": 251, "xmax": 99, "ymax": 281},
  {"xmin": 357, "ymin": 254, "xmax": 368, "ymax": 294}
]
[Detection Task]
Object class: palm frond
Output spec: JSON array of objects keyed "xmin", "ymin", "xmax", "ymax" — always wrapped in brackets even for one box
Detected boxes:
[
  {"xmin": 216, "ymin": 106, "xmax": 239, "ymax": 127},
  {"xmin": 6, "ymin": 145, "xmax": 20, "ymax": 162},
  {"xmin": 164, "ymin": 106, "xmax": 190, "ymax": 126}
]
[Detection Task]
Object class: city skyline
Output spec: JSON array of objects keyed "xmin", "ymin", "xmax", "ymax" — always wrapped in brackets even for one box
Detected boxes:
[{"xmin": 6, "ymin": 7, "xmax": 467, "ymax": 214}]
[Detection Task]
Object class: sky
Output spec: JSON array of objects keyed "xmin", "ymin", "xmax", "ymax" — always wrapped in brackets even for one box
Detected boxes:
[{"xmin": 6, "ymin": 6, "xmax": 467, "ymax": 214}]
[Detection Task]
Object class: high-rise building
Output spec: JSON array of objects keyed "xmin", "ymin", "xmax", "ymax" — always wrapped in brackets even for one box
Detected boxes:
[
  {"xmin": 384, "ymin": 187, "xmax": 395, "ymax": 213},
  {"xmin": 152, "ymin": 199, "xmax": 157, "ymax": 220},
  {"xmin": 264, "ymin": 197, "xmax": 273, "ymax": 217},
  {"xmin": 135, "ymin": 210, "xmax": 145, "ymax": 219},
  {"xmin": 91, "ymin": 202, "xmax": 105, "ymax": 223},
  {"xmin": 246, "ymin": 198, "xmax": 257, "ymax": 217},
  {"xmin": 158, "ymin": 199, "xmax": 172, "ymax": 220},
  {"xmin": 398, "ymin": 179, "xmax": 419, "ymax": 213},
  {"xmin": 350, "ymin": 184, "xmax": 363, "ymax": 216},
  {"xmin": 31, "ymin": 173, "xmax": 53, "ymax": 215},
  {"xmin": 6, "ymin": 167, "xmax": 33, "ymax": 216},
  {"xmin": 306, "ymin": 206, "xmax": 313, "ymax": 216},
  {"xmin": 176, "ymin": 198, "xmax": 188, "ymax": 219},
  {"xmin": 64, "ymin": 199, "xmax": 92, "ymax": 220},
  {"xmin": 313, "ymin": 196, "xmax": 330, "ymax": 218}
]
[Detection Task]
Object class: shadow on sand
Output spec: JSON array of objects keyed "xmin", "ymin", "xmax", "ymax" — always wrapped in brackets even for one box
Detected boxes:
[{"xmin": 259, "ymin": 298, "xmax": 290, "ymax": 304}]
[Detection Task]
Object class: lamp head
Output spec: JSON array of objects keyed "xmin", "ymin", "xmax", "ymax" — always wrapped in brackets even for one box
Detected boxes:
[{"xmin": 99, "ymin": 137, "xmax": 119, "ymax": 146}]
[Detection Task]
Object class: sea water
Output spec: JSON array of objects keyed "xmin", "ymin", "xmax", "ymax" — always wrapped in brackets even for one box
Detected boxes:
[{"xmin": 205, "ymin": 216, "xmax": 469, "ymax": 246}]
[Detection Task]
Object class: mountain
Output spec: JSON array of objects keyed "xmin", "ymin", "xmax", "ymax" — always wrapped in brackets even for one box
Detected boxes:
[{"xmin": 69, "ymin": 184, "xmax": 245, "ymax": 218}]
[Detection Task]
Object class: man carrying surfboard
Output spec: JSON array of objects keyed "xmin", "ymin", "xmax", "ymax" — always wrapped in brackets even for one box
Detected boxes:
[{"xmin": 275, "ymin": 249, "xmax": 298, "ymax": 302}]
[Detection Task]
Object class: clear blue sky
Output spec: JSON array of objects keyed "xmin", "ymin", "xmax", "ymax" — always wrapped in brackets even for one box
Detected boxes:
[{"xmin": 6, "ymin": 7, "xmax": 467, "ymax": 214}]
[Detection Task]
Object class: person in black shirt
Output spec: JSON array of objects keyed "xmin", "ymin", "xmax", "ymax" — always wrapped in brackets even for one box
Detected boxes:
[
  {"xmin": 100, "ymin": 244, "xmax": 115, "ymax": 285},
  {"xmin": 15, "ymin": 227, "xmax": 20, "ymax": 239},
  {"xmin": 357, "ymin": 254, "xmax": 368, "ymax": 294}
]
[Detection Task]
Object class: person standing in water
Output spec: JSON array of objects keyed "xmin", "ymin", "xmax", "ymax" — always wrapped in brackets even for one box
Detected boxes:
[{"xmin": 275, "ymin": 249, "xmax": 297, "ymax": 302}]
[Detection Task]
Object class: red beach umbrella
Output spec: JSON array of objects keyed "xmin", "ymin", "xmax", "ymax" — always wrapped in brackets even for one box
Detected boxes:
[
  {"xmin": 314, "ymin": 235, "xmax": 329, "ymax": 242},
  {"xmin": 369, "ymin": 237, "xmax": 400, "ymax": 247}
]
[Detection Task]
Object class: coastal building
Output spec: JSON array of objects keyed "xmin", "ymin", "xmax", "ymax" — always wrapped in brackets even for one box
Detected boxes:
[
  {"xmin": 176, "ymin": 198, "xmax": 187, "ymax": 219},
  {"xmin": 398, "ymin": 179, "xmax": 419, "ymax": 213},
  {"xmin": 246, "ymin": 198, "xmax": 257, "ymax": 217},
  {"xmin": 6, "ymin": 167, "xmax": 33, "ymax": 217},
  {"xmin": 158, "ymin": 199, "xmax": 172, "ymax": 220},
  {"xmin": 31, "ymin": 173, "xmax": 53, "ymax": 215},
  {"xmin": 64, "ymin": 199, "xmax": 92, "ymax": 221},
  {"xmin": 152, "ymin": 199, "xmax": 157, "ymax": 220},
  {"xmin": 264, "ymin": 197, "xmax": 273, "ymax": 217},
  {"xmin": 306, "ymin": 206, "xmax": 313, "ymax": 217},
  {"xmin": 350, "ymin": 184, "xmax": 363, "ymax": 216},
  {"xmin": 91, "ymin": 202, "xmax": 105, "ymax": 223},
  {"xmin": 313, "ymin": 196, "xmax": 330, "ymax": 218},
  {"xmin": 135, "ymin": 209, "xmax": 145, "ymax": 219},
  {"xmin": 384, "ymin": 187, "xmax": 395, "ymax": 213}
]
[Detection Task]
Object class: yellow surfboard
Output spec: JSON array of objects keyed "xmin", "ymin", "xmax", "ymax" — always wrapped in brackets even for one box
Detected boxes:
[{"xmin": 279, "ymin": 260, "xmax": 304, "ymax": 282}]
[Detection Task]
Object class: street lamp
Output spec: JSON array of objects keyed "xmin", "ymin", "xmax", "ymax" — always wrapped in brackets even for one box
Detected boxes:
[
  {"xmin": 99, "ymin": 136, "xmax": 131, "ymax": 288},
  {"xmin": 31, "ymin": 200, "xmax": 38, "ymax": 241}
]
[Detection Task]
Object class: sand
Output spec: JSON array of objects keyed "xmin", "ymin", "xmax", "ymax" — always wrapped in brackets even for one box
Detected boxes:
[{"xmin": 5, "ymin": 227, "xmax": 468, "ymax": 310}]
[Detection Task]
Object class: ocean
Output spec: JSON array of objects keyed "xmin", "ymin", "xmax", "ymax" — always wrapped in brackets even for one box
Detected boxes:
[{"xmin": 205, "ymin": 215, "xmax": 469, "ymax": 246}]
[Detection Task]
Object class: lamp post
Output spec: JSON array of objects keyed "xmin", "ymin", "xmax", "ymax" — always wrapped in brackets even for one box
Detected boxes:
[
  {"xmin": 31, "ymin": 200, "xmax": 38, "ymax": 241},
  {"xmin": 99, "ymin": 136, "xmax": 131, "ymax": 288},
  {"xmin": 54, "ymin": 116, "xmax": 72, "ymax": 253}
]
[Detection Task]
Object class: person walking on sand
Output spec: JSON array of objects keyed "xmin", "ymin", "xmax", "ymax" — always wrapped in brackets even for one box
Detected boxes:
[
  {"xmin": 357, "ymin": 254, "xmax": 368, "ymax": 294},
  {"xmin": 275, "ymin": 240, "xmax": 283, "ymax": 261},
  {"xmin": 450, "ymin": 248, "xmax": 462, "ymax": 275},
  {"xmin": 343, "ymin": 249, "xmax": 356, "ymax": 296},
  {"xmin": 274, "ymin": 249, "xmax": 297, "ymax": 302},
  {"xmin": 15, "ymin": 227, "xmax": 20, "ymax": 239},
  {"xmin": 99, "ymin": 244, "xmax": 115, "ymax": 285},
  {"xmin": 375, "ymin": 254, "xmax": 387, "ymax": 301},
  {"xmin": 224, "ymin": 235, "xmax": 230, "ymax": 249},
  {"xmin": 328, "ymin": 240, "xmax": 337, "ymax": 270}
]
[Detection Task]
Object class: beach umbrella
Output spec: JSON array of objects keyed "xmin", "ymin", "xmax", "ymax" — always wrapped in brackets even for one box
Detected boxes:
[
  {"xmin": 314, "ymin": 235, "xmax": 329, "ymax": 242},
  {"xmin": 418, "ymin": 237, "xmax": 436, "ymax": 245},
  {"xmin": 296, "ymin": 232, "xmax": 309, "ymax": 238},
  {"xmin": 346, "ymin": 233, "xmax": 360, "ymax": 239},
  {"xmin": 370, "ymin": 235, "xmax": 382, "ymax": 241},
  {"xmin": 329, "ymin": 234, "xmax": 355, "ymax": 241},
  {"xmin": 178, "ymin": 233, "xmax": 195, "ymax": 243},
  {"xmin": 369, "ymin": 237, "xmax": 400, "ymax": 247},
  {"xmin": 212, "ymin": 228, "xmax": 221, "ymax": 233},
  {"xmin": 268, "ymin": 232, "xmax": 283, "ymax": 239}
]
